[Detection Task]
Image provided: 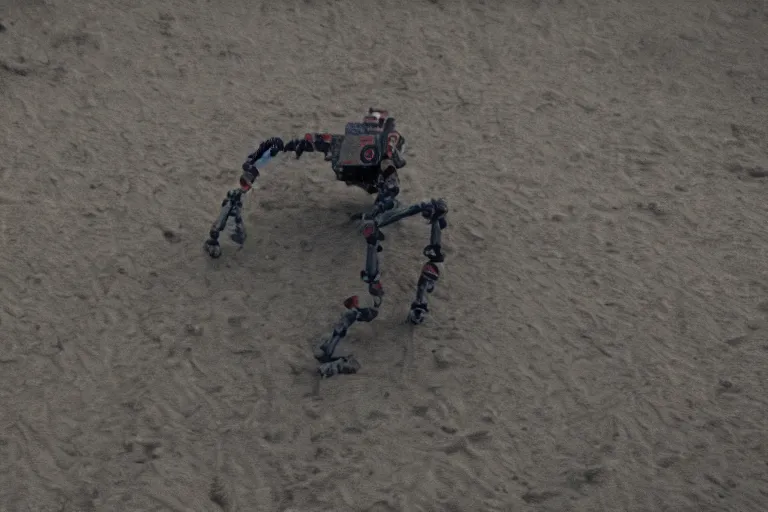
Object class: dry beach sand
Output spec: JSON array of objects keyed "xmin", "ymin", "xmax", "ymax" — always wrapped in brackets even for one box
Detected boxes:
[{"xmin": 1, "ymin": 0, "xmax": 768, "ymax": 510}]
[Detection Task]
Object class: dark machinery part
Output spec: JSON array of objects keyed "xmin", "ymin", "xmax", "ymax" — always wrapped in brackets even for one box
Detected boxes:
[
  {"xmin": 314, "ymin": 199, "xmax": 448, "ymax": 377},
  {"xmin": 203, "ymin": 110, "xmax": 445, "ymax": 377}
]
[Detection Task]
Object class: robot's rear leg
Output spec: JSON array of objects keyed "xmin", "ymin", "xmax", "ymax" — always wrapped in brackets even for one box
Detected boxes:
[
  {"xmin": 408, "ymin": 262, "xmax": 440, "ymax": 324},
  {"xmin": 314, "ymin": 301, "xmax": 369, "ymax": 378},
  {"xmin": 408, "ymin": 200, "xmax": 447, "ymax": 325},
  {"xmin": 314, "ymin": 220, "xmax": 385, "ymax": 377}
]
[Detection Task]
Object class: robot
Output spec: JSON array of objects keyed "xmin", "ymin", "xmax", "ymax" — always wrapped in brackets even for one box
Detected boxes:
[{"xmin": 203, "ymin": 109, "xmax": 448, "ymax": 377}]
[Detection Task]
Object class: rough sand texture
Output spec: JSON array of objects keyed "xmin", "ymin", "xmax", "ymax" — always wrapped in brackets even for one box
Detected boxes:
[{"xmin": 1, "ymin": 0, "xmax": 768, "ymax": 511}]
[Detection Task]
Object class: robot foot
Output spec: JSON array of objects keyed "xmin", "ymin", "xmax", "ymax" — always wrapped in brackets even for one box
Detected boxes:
[
  {"xmin": 204, "ymin": 239, "xmax": 222, "ymax": 258},
  {"xmin": 407, "ymin": 303, "xmax": 428, "ymax": 325},
  {"xmin": 230, "ymin": 230, "xmax": 246, "ymax": 246},
  {"xmin": 317, "ymin": 355, "xmax": 360, "ymax": 378}
]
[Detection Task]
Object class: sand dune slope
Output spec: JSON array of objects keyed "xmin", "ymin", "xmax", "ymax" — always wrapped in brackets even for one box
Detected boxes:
[{"xmin": 1, "ymin": 0, "xmax": 767, "ymax": 510}]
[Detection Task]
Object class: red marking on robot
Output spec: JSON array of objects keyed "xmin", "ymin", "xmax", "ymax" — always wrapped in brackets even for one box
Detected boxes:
[
  {"xmin": 239, "ymin": 177, "xmax": 252, "ymax": 191},
  {"xmin": 359, "ymin": 136, "xmax": 374, "ymax": 144},
  {"xmin": 321, "ymin": 133, "xmax": 332, "ymax": 142},
  {"xmin": 363, "ymin": 148, "xmax": 375, "ymax": 161},
  {"xmin": 304, "ymin": 133, "xmax": 314, "ymax": 142},
  {"xmin": 362, "ymin": 224, "xmax": 376, "ymax": 238},
  {"xmin": 422, "ymin": 263, "xmax": 440, "ymax": 279},
  {"xmin": 344, "ymin": 296, "xmax": 360, "ymax": 309}
]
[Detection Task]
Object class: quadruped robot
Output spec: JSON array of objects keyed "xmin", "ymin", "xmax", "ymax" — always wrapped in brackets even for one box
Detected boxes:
[{"xmin": 203, "ymin": 109, "xmax": 448, "ymax": 377}]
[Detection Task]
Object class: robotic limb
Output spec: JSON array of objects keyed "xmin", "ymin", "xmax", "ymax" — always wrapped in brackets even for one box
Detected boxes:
[
  {"xmin": 313, "ymin": 218, "xmax": 384, "ymax": 377},
  {"xmin": 204, "ymin": 188, "xmax": 246, "ymax": 258},
  {"xmin": 202, "ymin": 113, "xmax": 447, "ymax": 378},
  {"xmin": 378, "ymin": 198, "xmax": 448, "ymax": 325},
  {"xmin": 313, "ymin": 198, "xmax": 448, "ymax": 378},
  {"xmin": 203, "ymin": 135, "xmax": 327, "ymax": 258}
]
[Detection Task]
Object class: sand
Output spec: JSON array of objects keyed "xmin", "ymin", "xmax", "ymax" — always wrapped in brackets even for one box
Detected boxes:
[{"xmin": 1, "ymin": 0, "xmax": 767, "ymax": 510}]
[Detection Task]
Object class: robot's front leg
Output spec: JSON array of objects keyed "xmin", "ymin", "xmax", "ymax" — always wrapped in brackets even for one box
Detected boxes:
[
  {"xmin": 314, "ymin": 220, "xmax": 385, "ymax": 377},
  {"xmin": 229, "ymin": 196, "xmax": 246, "ymax": 246},
  {"xmin": 204, "ymin": 139, "xmax": 279, "ymax": 259},
  {"xmin": 408, "ymin": 199, "xmax": 448, "ymax": 325},
  {"xmin": 313, "ymin": 304, "xmax": 366, "ymax": 377},
  {"xmin": 204, "ymin": 188, "xmax": 246, "ymax": 258}
]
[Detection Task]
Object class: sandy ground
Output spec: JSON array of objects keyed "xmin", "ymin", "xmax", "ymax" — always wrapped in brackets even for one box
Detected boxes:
[{"xmin": 1, "ymin": 0, "xmax": 767, "ymax": 511}]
